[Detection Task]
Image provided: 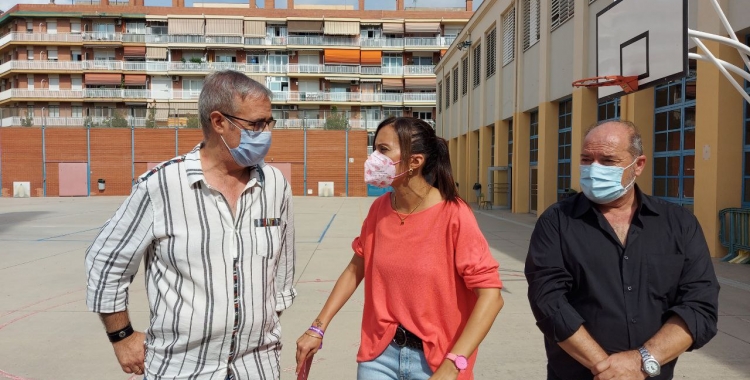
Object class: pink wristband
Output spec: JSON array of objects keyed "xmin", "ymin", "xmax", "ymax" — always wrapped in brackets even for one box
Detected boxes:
[{"xmin": 308, "ymin": 326, "xmax": 324, "ymax": 349}]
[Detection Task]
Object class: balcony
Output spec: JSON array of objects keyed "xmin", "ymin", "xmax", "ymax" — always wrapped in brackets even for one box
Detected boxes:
[
  {"xmin": 271, "ymin": 91, "xmax": 435, "ymax": 105},
  {"xmin": 1, "ymin": 32, "xmax": 83, "ymax": 44},
  {"xmin": 404, "ymin": 37, "xmax": 452, "ymax": 48},
  {"xmin": 0, "ymin": 116, "xmax": 147, "ymax": 128},
  {"xmin": 0, "ymin": 89, "xmax": 84, "ymax": 100},
  {"xmin": 122, "ymin": 34, "xmax": 146, "ymax": 43},
  {"xmin": 84, "ymin": 89, "xmax": 150, "ymax": 99},
  {"xmin": 287, "ymin": 35, "xmax": 359, "ymax": 47},
  {"xmin": 287, "ymin": 64, "xmax": 360, "ymax": 75},
  {"xmin": 404, "ymin": 65, "xmax": 436, "ymax": 75},
  {"xmin": 360, "ymin": 38, "xmax": 404, "ymax": 48},
  {"xmin": 82, "ymin": 32, "xmax": 123, "ymax": 42},
  {"xmin": 205, "ymin": 36, "xmax": 244, "ymax": 45},
  {"xmin": 403, "ymin": 92, "xmax": 437, "ymax": 103}
]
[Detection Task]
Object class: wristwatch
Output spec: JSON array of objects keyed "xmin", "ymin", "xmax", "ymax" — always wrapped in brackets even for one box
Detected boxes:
[
  {"xmin": 445, "ymin": 353, "xmax": 468, "ymax": 372},
  {"xmin": 638, "ymin": 346, "xmax": 661, "ymax": 377}
]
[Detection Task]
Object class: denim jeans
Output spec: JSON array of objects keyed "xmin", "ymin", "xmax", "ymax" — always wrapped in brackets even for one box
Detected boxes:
[{"xmin": 357, "ymin": 342, "xmax": 433, "ymax": 380}]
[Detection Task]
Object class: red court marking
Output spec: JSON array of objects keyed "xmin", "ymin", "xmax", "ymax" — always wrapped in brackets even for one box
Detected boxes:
[
  {"xmin": 0, "ymin": 288, "xmax": 83, "ymax": 319},
  {"xmin": 296, "ymin": 279, "xmax": 335, "ymax": 284},
  {"xmin": 0, "ymin": 300, "xmax": 80, "ymax": 331},
  {"xmin": 126, "ymin": 375, "xmax": 139, "ymax": 380},
  {"xmin": 0, "ymin": 368, "xmax": 32, "ymax": 380}
]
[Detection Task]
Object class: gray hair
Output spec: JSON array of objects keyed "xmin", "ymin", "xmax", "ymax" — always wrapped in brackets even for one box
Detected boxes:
[
  {"xmin": 585, "ymin": 119, "xmax": 643, "ymax": 158},
  {"xmin": 198, "ymin": 70, "xmax": 272, "ymax": 139}
]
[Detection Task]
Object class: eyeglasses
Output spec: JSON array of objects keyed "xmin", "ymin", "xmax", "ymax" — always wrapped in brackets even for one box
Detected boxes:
[{"xmin": 221, "ymin": 112, "xmax": 276, "ymax": 132}]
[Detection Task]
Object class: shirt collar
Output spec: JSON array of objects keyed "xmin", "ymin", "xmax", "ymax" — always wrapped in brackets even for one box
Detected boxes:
[
  {"xmin": 185, "ymin": 143, "xmax": 265, "ymax": 189},
  {"xmin": 571, "ymin": 184, "xmax": 660, "ymax": 219}
]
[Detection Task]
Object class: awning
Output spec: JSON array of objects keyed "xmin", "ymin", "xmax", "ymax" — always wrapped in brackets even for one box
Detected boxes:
[
  {"xmin": 123, "ymin": 46, "xmax": 146, "ymax": 57},
  {"xmin": 404, "ymin": 77, "xmax": 436, "ymax": 89},
  {"xmin": 244, "ymin": 20, "xmax": 266, "ymax": 37},
  {"xmin": 382, "ymin": 78, "xmax": 403, "ymax": 90},
  {"xmin": 360, "ymin": 50, "xmax": 382, "ymax": 66},
  {"xmin": 288, "ymin": 20, "xmax": 323, "ymax": 33},
  {"xmin": 124, "ymin": 74, "xmax": 147, "ymax": 86},
  {"xmin": 206, "ymin": 19, "xmax": 242, "ymax": 36},
  {"xmin": 360, "ymin": 78, "xmax": 382, "ymax": 82},
  {"xmin": 324, "ymin": 21, "xmax": 359, "ymax": 35},
  {"xmin": 168, "ymin": 19, "xmax": 205, "ymax": 35},
  {"xmin": 324, "ymin": 49, "xmax": 360, "ymax": 65},
  {"xmin": 382, "ymin": 22, "xmax": 404, "ymax": 34},
  {"xmin": 440, "ymin": 49, "xmax": 447, "ymax": 57},
  {"xmin": 146, "ymin": 47, "xmax": 167, "ymax": 59},
  {"xmin": 404, "ymin": 22, "xmax": 441, "ymax": 33},
  {"xmin": 85, "ymin": 73, "xmax": 122, "ymax": 85}
]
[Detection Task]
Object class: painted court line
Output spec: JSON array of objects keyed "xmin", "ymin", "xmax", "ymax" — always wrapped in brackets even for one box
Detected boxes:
[
  {"xmin": 36, "ymin": 227, "xmax": 102, "ymax": 242},
  {"xmin": 474, "ymin": 210, "xmax": 536, "ymax": 229},
  {"xmin": 317, "ymin": 214, "xmax": 337, "ymax": 243}
]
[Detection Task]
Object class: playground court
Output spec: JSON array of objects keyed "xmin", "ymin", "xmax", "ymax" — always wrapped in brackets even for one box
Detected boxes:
[{"xmin": 0, "ymin": 196, "xmax": 749, "ymax": 380}]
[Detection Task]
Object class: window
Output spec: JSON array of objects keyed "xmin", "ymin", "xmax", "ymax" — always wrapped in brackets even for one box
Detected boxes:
[
  {"xmin": 530, "ymin": 111, "xmax": 539, "ymax": 165},
  {"xmin": 267, "ymin": 76, "xmax": 289, "ymax": 92},
  {"xmin": 558, "ymin": 99, "xmax": 573, "ymax": 200},
  {"xmin": 126, "ymin": 21, "xmax": 146, "ymax": 34},
  {"xmin": 597, "ymin": 98, "xmax": 621, "ymax": 122},
  {"xmin": 445, "ymin": 74, "xmax": 451, "ymax": 109},
  {"xmin": 412, "ymin": 56, "xmax": 433, "ymax": 66},
  {"xmin": 71, "ymin": 21, "xmax": 81, "ymax": 34},
  {"xmin": 653, "ymin": 66, "xmax": 697, "ymax": 210},
  {"xmin": 382, "ymin": 53, "xmax": 403, "ymax": 67},
  {"xmin": 503, "ymin": 7, "xmax": 516, "ymax": 66},
  {"xmin": 361, "ymin": 26, "xmax": 382, "ymax": 39},
  {"xmin": 246, "ymin": 52, "xmax": 266, "ymax": 65},
  {"xmin": 72, "ymin": 105, "xmax": 83, "ymax": 118},
  {"xmin": 486, "ymin": 28, "xmax": 497, "ymax": 78},
  {"xmin": 71, "ymin": 49, "xmax": 82, "ymax": 62},
  {"xmin": 413, "ymin": 111, "xmax": 432, "ymax": 120},
  {"xmin": 438, "ymin": 81, "xmax": 443, "ymax": 113},
  {"xmin": 453, "ymin": 67, "xmax": 459, "ymax": 103},
  {"xmin": 461, "ymin": 56, "xmax": 469, "ymax": 96},
  {"xmin": 215, "ymin": 53, "xmax": 236, "ymax": 63},
  {"xmin": 26, "ymin": 21, "xmax": 32, "ymax": 33},
  {"xmin": 27, "ymin": 48, "xmax": 34, "ymax": 60},
  {"xmin": 508, "ymin": 119, "xmax": 514, "ymax": 167},
  {"xmin": 48, "ymin": 105, "xmax": 60, "ymax": 118},
  {"xmin": 26, "ymin": 105, "xmax": 34, "ymax": 118},
  {"xmin": 472, "ymin": 44, "xmax": 481, "ymax": 88},
  {"xmin": 523, "ymin": 0, "xmax": 540, "ymax": 50},
  {"xmin": 551, "ymin": 0, "xmax": 575, "ymax": 31},
  {"xmin": 27, "ymin": 74, "xmax": 34, "ymax": 90},
  {"xmin": 491, "ymin": 126, "xmax": 496, "ymax": 166},
  {"xmin": 47, "ymin": 48, "xmax": 58, "ymax": 61}
]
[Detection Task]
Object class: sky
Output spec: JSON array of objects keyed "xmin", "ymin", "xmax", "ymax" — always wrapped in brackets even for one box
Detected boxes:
[{"xmin": 0, "ymin": 0, "xmax": 482, "ymax": 12}]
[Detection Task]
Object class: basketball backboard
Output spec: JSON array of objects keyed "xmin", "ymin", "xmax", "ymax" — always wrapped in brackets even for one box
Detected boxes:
[{"xmin": 596, "ymin": 0, "xmax": 688, "ymax": 99}]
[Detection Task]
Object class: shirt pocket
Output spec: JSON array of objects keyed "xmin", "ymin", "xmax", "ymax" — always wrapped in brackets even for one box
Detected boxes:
[
  {"xmin": 251, "ymin": 218, "xmax": 284, "ymax": 259},
  {"xmin": 646, "ymin": 251, "xmax": 684, "ymax": 302}
]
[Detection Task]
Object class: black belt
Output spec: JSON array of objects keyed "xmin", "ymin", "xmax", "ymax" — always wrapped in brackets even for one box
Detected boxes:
[{"xmin": 392, "ymin": 325, "xmax": 423, "ymax": 351}]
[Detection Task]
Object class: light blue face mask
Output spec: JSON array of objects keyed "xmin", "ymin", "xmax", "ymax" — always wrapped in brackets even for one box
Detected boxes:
[
  {"xmin": 579, "ymin": 159, "xmax": 637, "ymax": 204},
  {"xmin": 221, "ymin": 128, "xmax": 272, "ymax": 168}
]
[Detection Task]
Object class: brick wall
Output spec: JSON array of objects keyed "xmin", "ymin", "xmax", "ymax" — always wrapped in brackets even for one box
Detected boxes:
[{"xmin": 0, "ymin": 128, "xmax": 368, "ymax": 197}]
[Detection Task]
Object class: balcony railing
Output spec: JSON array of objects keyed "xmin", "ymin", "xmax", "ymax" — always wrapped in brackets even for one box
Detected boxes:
[
  {"xmin": 404, "ymin": 65, "xmax": 436, "ymax": 75},
  {"xmin": 271, "ymin": 91, "xmax": 435, "ymax": 104},
  {"xmin": 84, "ymin": 89, "xmax": 150, "ymax": 99},
  {"xmin": 403, "ymin": 92, "xmax": 437, "ymax": 102},
  {"xmin": 1, "ymin": 116, "xmax": 147, "ymax": 127},
  {"xmin": 0, "ymin": 89, "xmax": 85, "ymax": 99},
  {"xmin": 0, "ymin": 32, "xmax": 455, "ymax": 48}
]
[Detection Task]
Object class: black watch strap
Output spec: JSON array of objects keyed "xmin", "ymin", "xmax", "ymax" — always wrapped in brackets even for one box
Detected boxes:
[{"xmin": 107, "ymin": 323, "xmax": 134, "ymax": 343}]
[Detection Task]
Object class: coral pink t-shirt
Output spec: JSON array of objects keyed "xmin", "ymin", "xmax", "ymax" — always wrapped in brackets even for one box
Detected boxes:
[{"xmin": 352, "ymin": 194, "xmax": 503, "ymax": 379}]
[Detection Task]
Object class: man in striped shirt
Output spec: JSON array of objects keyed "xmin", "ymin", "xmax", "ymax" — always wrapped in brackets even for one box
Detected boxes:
[{"xmin": 85, "ymin": 70, "xmax": 296, "ymax": 380}]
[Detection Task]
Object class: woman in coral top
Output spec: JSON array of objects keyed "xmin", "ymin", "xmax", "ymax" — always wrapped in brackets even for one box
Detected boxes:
[{"xmin": 296, "ymin": 117, "xmax": 504, "ymax": 380}]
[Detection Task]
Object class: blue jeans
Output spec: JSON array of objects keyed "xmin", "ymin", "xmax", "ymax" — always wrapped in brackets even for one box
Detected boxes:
[{"xmin": 357, "ymin": 342, "xmax": 433, "ymax": 380}]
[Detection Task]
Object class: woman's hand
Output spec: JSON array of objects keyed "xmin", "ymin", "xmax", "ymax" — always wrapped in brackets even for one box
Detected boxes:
[
  {"xmin": 295, "ymin": 330, "xmax": 322, "ymax": 374},
  {"xmin": 428, "ymin": 360, "xmax": 460, "ymax": 380}
]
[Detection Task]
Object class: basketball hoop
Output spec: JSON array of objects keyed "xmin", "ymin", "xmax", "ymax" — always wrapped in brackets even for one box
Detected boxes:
[{"xmin": 572, "ymin": 75, "xmax": 640, "ymax": 94}]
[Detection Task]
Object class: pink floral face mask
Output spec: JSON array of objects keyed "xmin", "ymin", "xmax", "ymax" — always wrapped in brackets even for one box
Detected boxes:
[{"xmin": 364, "ymin": 151, "xmax": 405, "ymax": 188}]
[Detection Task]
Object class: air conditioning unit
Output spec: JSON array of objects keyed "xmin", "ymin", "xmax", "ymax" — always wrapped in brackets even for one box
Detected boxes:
[
  {"xmin": 171, "ymin": 75, "xmax": 181, "ymax": 82},
  {"xmin": 115, "ymin": 19, "xmax": 122, "ymax": 26}
]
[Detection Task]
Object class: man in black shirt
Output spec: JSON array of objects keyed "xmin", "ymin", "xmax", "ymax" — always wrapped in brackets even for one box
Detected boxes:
[{"xmin": 525, "ymin": 120, "xmax": 719, "ymax": 380}]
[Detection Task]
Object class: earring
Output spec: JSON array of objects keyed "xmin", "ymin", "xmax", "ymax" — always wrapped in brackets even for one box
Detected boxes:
[{"xmin": 408, "ymin": 168, "xmax": 414, "ymax": 176}]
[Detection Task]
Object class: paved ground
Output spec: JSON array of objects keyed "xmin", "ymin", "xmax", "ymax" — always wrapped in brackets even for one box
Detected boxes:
[{"xmin": 0, "ymin": 196, "xmax": 748, "ymax": 380}]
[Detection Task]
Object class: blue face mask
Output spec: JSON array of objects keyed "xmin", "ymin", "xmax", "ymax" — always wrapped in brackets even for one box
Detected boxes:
[
  {"xmin": 221, "ymin": 129, "xmax": 271, "ymax": 167},
  {"xmin": 579, "ymin": 159, "xmax": 637, "ymax": 204}
]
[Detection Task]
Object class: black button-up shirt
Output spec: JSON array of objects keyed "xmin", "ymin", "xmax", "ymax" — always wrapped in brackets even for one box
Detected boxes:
[{"xmin": 525, "ymin": 187, "xmax": 719, "ymax": 380}]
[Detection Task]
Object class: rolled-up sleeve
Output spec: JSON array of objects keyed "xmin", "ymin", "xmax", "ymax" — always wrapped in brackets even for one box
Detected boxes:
[
  {"xmin": 667, "ymin": 215, "xmax": 720, "ymax": 350},
  {"xmin": 524, "ymin": 211, "xmax": 584, "ymax": 342},
  {"xmin": 454, "ymin": 204, "xmax": 503, "ymax": 290},
  {"xmin": 275, "ymin": 182, "xmax": 297, "ymax": 312},
  {"xmin": 85, "ymin": 181, "xmax": 154, "ymax": 313}
]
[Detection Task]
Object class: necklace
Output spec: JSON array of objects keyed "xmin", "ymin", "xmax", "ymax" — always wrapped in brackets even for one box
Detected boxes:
[{"xmin": 392, "ymin": 186, "xmax": 430, "ymax": 225}]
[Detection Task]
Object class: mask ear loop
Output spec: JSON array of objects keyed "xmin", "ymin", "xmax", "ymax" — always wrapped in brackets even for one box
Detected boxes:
[{"xmin": 622, "ymin": 157, "xmax": 640, "ymax": 191}]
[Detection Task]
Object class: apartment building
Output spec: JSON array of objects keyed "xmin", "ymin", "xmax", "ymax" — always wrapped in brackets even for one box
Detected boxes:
[
  {"xmin": 436, "ymin": 0, "xmax": 750, "ymax": 258},
  {"xmin": 0, "ymin": 0, "xmax": 472, "ymax": 131}
]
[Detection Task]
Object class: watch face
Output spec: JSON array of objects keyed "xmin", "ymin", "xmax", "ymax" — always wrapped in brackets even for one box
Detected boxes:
[
  {"xmin": 644, "ymin": 359, "xmax": 660, "ymax": 374},
  {"xmin": 455, "ymin": 356, "xmax": 468, "ymax": 370}
]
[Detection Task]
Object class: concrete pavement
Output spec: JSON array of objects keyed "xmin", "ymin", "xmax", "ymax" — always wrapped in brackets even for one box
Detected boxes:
[{"xmin": 0, "ymin": 196, "xmax": 748, "ymax": 379}]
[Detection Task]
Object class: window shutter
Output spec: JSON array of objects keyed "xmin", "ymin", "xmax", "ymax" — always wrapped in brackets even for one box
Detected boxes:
[{"xmin": 503, "ymin": 7, "xmax": 515, "ymax": 66}]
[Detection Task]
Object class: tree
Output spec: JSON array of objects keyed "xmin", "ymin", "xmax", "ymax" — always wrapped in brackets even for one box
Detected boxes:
[
  {"xmin": 21, "ymin": 116, "xmax": 33, "ymax": 127},
  {"xmin": 186, "ymin": 114, "xmax": 201, "ymax": 129},
  {"xmin": 324, "ymin": 106, "xmax": 349, "ymax": 130},
  {"xmin": 108, "ymin": 111, "xmax": 129, "ymax": 128},
  {"xmin": 145, "ymin": 106, "xmax": 157, "ymax": 128}
]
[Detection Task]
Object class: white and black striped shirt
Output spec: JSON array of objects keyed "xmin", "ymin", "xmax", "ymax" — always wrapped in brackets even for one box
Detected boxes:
[{"xmin": 85, "ymin": 145, "xmax": 296, "ymax": 380}]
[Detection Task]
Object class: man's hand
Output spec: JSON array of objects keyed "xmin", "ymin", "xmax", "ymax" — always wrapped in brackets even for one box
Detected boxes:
[
  {"xmin": 112, "ymin": 331, "xmax": 146, "ymax": 376},
  {"xmin": 427, "ymin": 360, "xmax": 460, "ymax": 380},
  {"xmin": 592, "ymin": 350, "xmax": 647, "ymax": 380}
]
